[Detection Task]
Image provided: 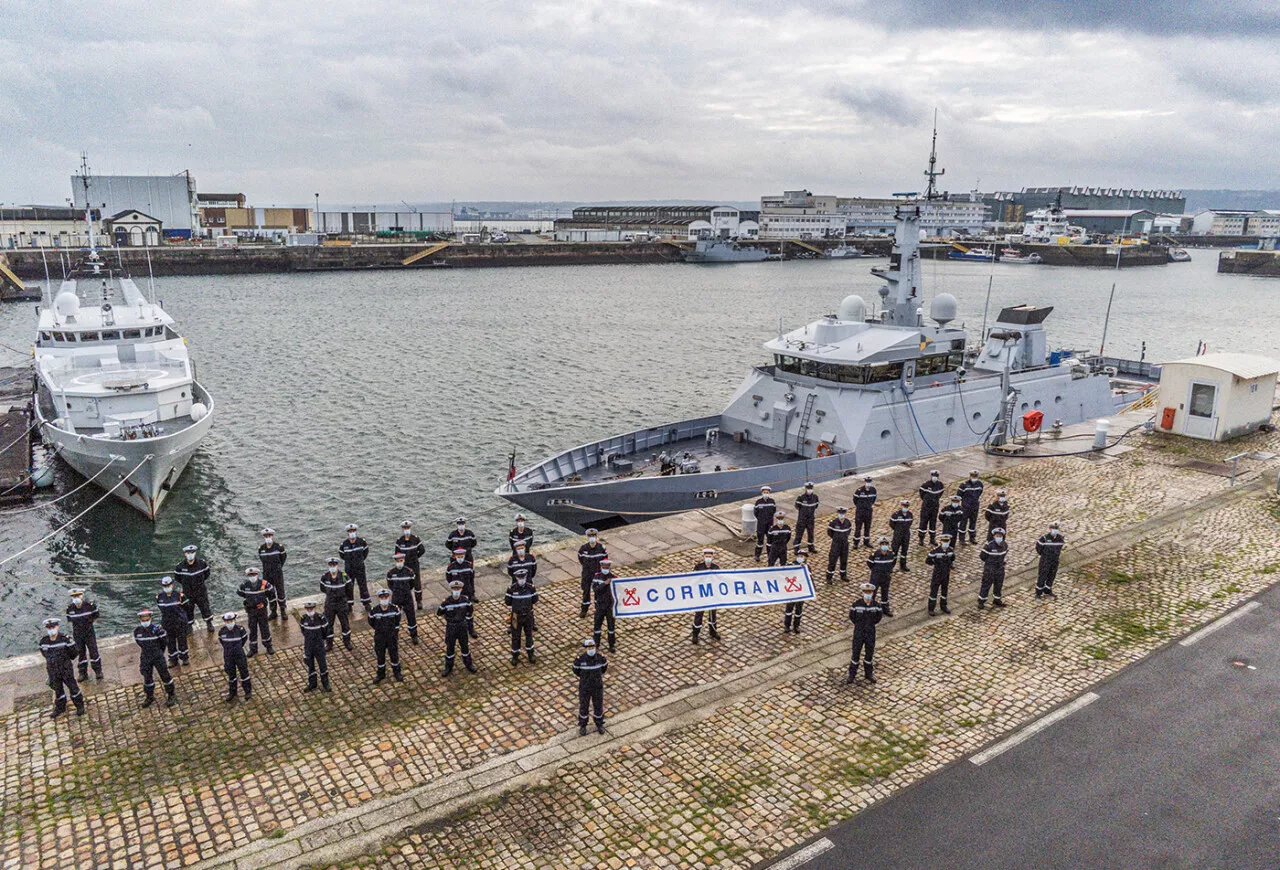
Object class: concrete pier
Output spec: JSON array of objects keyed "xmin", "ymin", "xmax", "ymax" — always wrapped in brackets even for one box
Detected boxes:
[
  {"xmin": 1217, "ymin": 248, "xmax": 1280, "ymax": 276},
  {"xmin": 2, "ymin": 408, "xmax": 1279, "ymax": 869}
]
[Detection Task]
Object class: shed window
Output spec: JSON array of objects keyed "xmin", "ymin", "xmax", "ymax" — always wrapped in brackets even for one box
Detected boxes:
[{"xmin": 1188, "ymin": 383, "xmax": 1216, "ymax": 418}]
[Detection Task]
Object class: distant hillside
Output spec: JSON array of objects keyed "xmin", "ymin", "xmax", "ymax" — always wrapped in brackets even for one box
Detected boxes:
[{"xmin": 1183, "ymin": 190, "xmax": 1280, "ymax": 212}]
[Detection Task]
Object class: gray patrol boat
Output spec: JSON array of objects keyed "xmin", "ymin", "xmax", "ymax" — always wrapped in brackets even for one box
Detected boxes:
[
  {"xmin": 684, "ymin": 234, "xmax": 775, "ymax": 263},
  {"xmin": 499, "ymin": 201, "xmax": 1152, "ymax": 531}
]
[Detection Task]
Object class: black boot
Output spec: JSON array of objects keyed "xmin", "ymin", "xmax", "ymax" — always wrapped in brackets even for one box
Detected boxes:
[
  {"xmin": 709, "ymin": 626, "xmax": 720, "ymax": 641},
  {"xmin": 305, "ymin": 681, "xmax": 317, "ymax": 693},
  {"xmin": 94, "ymin": 667, "xmax": 104, "ymax": 681},
  {"xmin": 326, "ymin": 640, "xmax": 334, "ymax": 652},
  {"xmin": 78, "ymin": 667, "xmax": 88, "ymax": 683},
  {"xmin": 392, "ymin": 668, "xmax": 404, "ymax": 682},
  {"xmin": 596, "ymin": 722, "xmax": 606, "ymax": 735},
  {"xmin": 940, "ymin": 600, "xmax": 951, "ymax": 614},
  {"xmin": 864, "ymin": 663, "xmax": 876, "ymax": 683},
  {"xmin": 410, "ymin": 632, "xmax": 419, "ymax": 646},
  {"xmin": 464, "ymin": 657, "xmax": 477, "ymax": 674},
  {"xmin": 1045, "ymin": 589, "xmax": 1057, "ymax": 598},
  {"xmin": 441, "ymin": 661, "xmax": 454, "ymax": 678},
  {"xmin": 142, "ymin": 694, "xmax": 155, "ymax": 708},
  {"xmin": 511, "ymin": 652, "xmax": 520, "ymax": 666},
  {"xmin": 993, "ymin": 599, "xmax": 1007, "ymax": 608},
  {"xmin": 691, "ymin": 628, "xmax": 700, "ymax": 645},
  {"xmin": 579, "ymin": 605, "xmax": 589, "ymax": 619},
  {"xmin": 165, "ymin": 687, "xmax": 176, "ymax": 707},
  {"xmin": 978, "ymin": 599, "xmax": 986, "ymax": 610},
  {"xmin": 322, "ymin": 679, "xmax": 331, "ymax": 693},
  {"xmin": 50, "ymin": 702, "xmax": 66, "ymax": 720},
  {"xmin": 783, "ymin": 615, "xmax": 793, "ymax": 634},
  {"xmin": 846, "ymin": 666, "xmax": 857, "ymax": 685},
  {"xmin": 374, "ymin": 669, "xmax": 386, "ymax": 684},
  {"xmin": 825, "ymin": 572, "xmax": 834, "ymax": 585},
  {"xmin": 73, "ymin": 696, "xmax": 85, "ymax": 716},
  {"xmin": 345, "ymin": 636, "xmax": 354, "ymax": 650},
  {"xmin": 206, "ymin": 618, "xmax": 216, "ymax": 633},
  {"xmin": 608, "ymin": 635, "xmax": 616, "ymax": 652},
  {"xmin": 526, "ymin": 649, "xmax": 536, "ymax": 664},
  {"xmin": 265, "ymin": 644, "xmax": 275, "ymax": 656},
  {"xmin": 579, "ymin": 725, "xmax": 588, "ymax": 737},
  {"xmin": 793, "ymin": 617, "xmax": 802, "ymax": 634},
  {"xmin": 225, "ymin": 688, "xmax": 237, "ymax": 703}
]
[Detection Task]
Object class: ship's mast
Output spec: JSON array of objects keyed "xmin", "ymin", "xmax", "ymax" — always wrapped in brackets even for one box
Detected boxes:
[
  {"xmin": 923, "ymin": 109, "xmax": 945, "ymax": 202},
  {"xmin": 79, "ymin": 152, "xmax": 102, "ymax": 274}
]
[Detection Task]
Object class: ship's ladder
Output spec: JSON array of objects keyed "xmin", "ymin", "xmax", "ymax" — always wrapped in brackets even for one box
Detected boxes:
[
  {"xmin": 0, "ymin": 255, "xmax": 24, "ymax": 293},
  {"xmin": 788, "ymin": 239, "xmax": 824, "ymax": 255},
  {"xmin": 795, "ymin": 392, "xmax": 817, "ymax": 453},
  {"xmin": 950, "ymin": 241, "xmax": 971, "ymax": 254},
  {"xmin": 401, "ymin": 242, "xmax": 449, "ymax": 266}
]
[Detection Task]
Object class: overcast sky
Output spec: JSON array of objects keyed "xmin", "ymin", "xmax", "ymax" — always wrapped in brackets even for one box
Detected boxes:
[{"xmin": 3, "ymin": 0, "xmax": 1277, "ymax": 206}]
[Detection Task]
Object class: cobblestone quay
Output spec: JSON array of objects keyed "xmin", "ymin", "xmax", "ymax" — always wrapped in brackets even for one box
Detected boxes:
[{"xmin": 2, "ymin": 411, "xmax": 1279, "ymax": 869}]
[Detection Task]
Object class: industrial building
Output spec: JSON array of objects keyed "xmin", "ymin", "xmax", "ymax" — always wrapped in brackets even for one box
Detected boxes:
[
  {"xmin": 316, "ymin": 210, "xmax": 453, "ymax": 236},
  {"xmin": 72, "ymin": 173, "xmax": 199, "ymax": 239},
  {"xmin": 1190, "ymin": 209, "xmax": 1255, "ymax": 235},
  {"xmin": 1249, "ymin": 210, "xmax": 1280, "ymax": 238},
  {"xmin": 985, "ymin": 187, "xmax": 1185, "ymax": 225},
  {"xmin": 758, "ymin": 190, "xmax": 988, "ymax": 237},
  {"xmin": 0, "ymin": 206, "xmax": 105, "ymax": 249},
  {"xmin": 553, "ymin": 205, "xmax": 741, "ymax": 241},
  {"xmin": 1061, "ymin": 209, "xmax": 1157, "ymax": 235}
]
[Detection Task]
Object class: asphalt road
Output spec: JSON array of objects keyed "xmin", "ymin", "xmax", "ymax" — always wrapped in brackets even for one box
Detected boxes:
[{"xmin": 774, "ymin": 585, "xmax": 1280, "ymax": 870}]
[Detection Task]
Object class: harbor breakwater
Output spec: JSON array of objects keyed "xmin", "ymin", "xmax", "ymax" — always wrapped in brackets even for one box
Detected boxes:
[{"xmin": 1217, "ymin": 249, "xmax": 1280, "ymax": 276}]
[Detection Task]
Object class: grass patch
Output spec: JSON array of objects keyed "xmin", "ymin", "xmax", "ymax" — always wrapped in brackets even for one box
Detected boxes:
[
  {"xmin": 1105, "ymin": 569, "xmax": 1138, "ymax": 585},
  {"xmin": 1262, "ymin": 565, "xmax": 1279, "ymax": 575},
  {"xmin": 1083, "ymin": 644, "xmax": 1110, "ymax": 660},
  {"xmin": 1222, "ymin": 583, "xmax": 1242, "ymax": 594},
  {"xmin": 984, "ymin": 475, "xmax": 1011, "ymax": 486}
]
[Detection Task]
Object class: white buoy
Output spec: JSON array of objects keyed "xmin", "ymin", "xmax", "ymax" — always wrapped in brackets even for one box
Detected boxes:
[
  {"xmin": 189, "ymin": 402, "xmax": 208, "ymax": 422},
  {"xmin": 1093, "ymin": 419, "xmax": 1110, "ymax": 450},
  {"xmin": 31, "ymin": 465, "xmax": 54, "ymax": 488}
]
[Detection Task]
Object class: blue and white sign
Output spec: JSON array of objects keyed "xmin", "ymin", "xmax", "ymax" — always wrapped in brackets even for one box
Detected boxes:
[{"xmin": 612, "ymin": 565, "xmax": 814, "ymax": 618}]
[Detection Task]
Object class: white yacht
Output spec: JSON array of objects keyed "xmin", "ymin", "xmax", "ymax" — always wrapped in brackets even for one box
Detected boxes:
[{"xmin": 32, "ymin": 246, "xmax": 214, "ymax": 519}]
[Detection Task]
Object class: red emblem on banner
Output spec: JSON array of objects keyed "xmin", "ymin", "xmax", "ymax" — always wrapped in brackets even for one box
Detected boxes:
[
  {"xmin": 622, "ymin": 587, "xmax": 641, "ymax": 607},
  {"xmin": 784, "ymin": 575, "xmax": 803, "ymax": 592}
]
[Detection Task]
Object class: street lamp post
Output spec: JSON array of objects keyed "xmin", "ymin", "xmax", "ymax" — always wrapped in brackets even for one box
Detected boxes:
[{"xmin": 314, "ymin": 193, "xmax": 320, "ymax": 234}]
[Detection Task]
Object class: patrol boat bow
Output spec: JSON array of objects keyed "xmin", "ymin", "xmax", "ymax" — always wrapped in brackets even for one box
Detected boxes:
[{"xmin": 499, "ymin": 202, "xmax": 1151, "ymax": 532}]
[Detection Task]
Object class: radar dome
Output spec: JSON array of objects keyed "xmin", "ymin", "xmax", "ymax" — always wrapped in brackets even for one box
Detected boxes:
[
  {"xmin": 54, "ymin": 291, "xmax": 80, "ymax": 317},
  {"xmin": 838, "ymin": 294, "xmax": 866, "ymax": 322},
  {"xmin": 930, "ymin": 293, "xmax": 958, "ymax": 326}
]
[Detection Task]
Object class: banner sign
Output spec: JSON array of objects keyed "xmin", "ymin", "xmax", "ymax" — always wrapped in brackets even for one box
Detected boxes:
[{"xmin": 612, "ymin": 565, "xmax": 814, "ymax": 618}]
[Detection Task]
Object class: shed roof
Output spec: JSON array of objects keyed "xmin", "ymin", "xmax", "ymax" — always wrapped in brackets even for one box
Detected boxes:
[
  {"xmin": 1062, "ymin": 209, "xmax": 1156, "ymax": 218},
  {"xmin": 1163, "ymin": 352, "xmax": 1280, "ymax": 379}
]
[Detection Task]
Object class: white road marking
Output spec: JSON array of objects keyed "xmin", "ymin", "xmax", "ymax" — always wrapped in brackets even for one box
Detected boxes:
[
  {"xmin": 767, "ymin": 837, "xmax": 835, "ymax": 869},
  {"xmin": 970, "ymin": 692, "xmax": 1100, "ymax": 766},
  {"xmin": 1178, "ymin": 601, "xmax": 1262, "ymax": 647}
]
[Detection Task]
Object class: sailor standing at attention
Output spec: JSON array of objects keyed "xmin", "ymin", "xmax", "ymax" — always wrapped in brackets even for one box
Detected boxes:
[
  {"xmin": 939, "ymin": 494, "xmax": 964, "ymax": 547},
  {"xmin": 65, "ymin": 588, "xmax": 104, "ymax": 682},
  {"xmin": 957, "ymin": 471, "xmax": 984, "ymax": 545},
  {"xmin": 174, "ymin": 544, "xmax": 215, "ymax": 632},
  {"xmin": 395, "ymin": 520, "xmax": 426, "ymax": 608},
  {"xmin": 573, "ymin": 638, "xmax": 608, "ymax": 736},
  {"xmin": 825, "ymin": 506, "xmax": 852, "ymax": 584},
  {"xmin": 219, "ymin": 613, "xmax": 251, "ymax": 702},
  {"xmin": 258, "ymin": 528, "xmax": 288, "ymax": 620},
  {"xmin": 39, "ymin": 618, "xmax": 85, "ymax": 719},
  {"xmin": 846, "ymin": 583, "xmax": 883, "ymax": 684},
  {"xmin": 298, "ymin": 601, "xmax": 331, "ymax": 693},
  {"xmin": 766, "ymin": 510, "xmax": 793, "ymax": 567},
  {"xmin": 386, "ymin": 552, "xmax": 420, "ymax": 645},
  {"xmin": 237, "ymin": 567, "xmax": 275, "ymax": 657},
  {"xmin": 445, "ymin": 516, "xmax": 477, "ymax": 561},
  {"xmin": 794, "ymin": 482, "xmax": 820, "ymax": 555},
  {"xmin": 155, "ymin": 576, "xmax": 190, "ymax": 667},
  {"xmin": 753, "ymin": 486, "xmax": 777, "ymax": 562},
  {"xmin": 867, "ymin": 536, "xmax": 896, "ymax": 617},
  {"xmin": 369, "ymin": 589, "xmax": 404, "ymax": 683},
  {"xmin": 507, "ymin": 540, "xmax": 538, "ymax": 585},
  {"xmin": 436, "ymin": 579, "xmax": 477, "ymax": 676},
  {"xmin": 1035, "ymin": 521, "xmax": 1066, "ymax": 598},
  {"xmin": 985, "ymin": 489, "xmax": 1012, "ymax": 542},
  {"xmin": 978, "ymin": 528, "xmax": 1009, "ymax": 610},
  {"xmin": 508, "ymin": 513, "xmax": 533, "ymax": 556},
  {"xmin": 590, "ymin": 558, "xmax": 618, "ymax": 652},
  {"xmin": 852, "ymin": 476, "xmax": 877, "ymax": 548},
  {"xmin": 320, "ymin": 556, "xmax": 354, "ymax": 651},
  {"xmin": 446, "ymin": 548, "xmax": 479, "ymax": 638},
  {"xmin": 925, "ymin": 533, "xmax": 956, "ymax": 615},
  {"xmin": 505, "ymin": 569, "xmax": 539, "ymax": 665},
  {"xmin": 918, "ymin": 470, "xmax": 945, "ymax": 546},
  {"xmin": 577, "ymin": 529, "xmax": 609, "ymax": 618},
  {"xmin": 783, "ymin": 548, "xmax": 809, "ymax": 634},
  {"xmin": 339, "ymin": 524, "xmax": 371, "ymax": 612},
  {"xmin": 134, "ymin": 609, "xmax": 176, "ymax": 708},
  {"xmin": 889, "ymin": 500, "xmax": 914, "ymax": 572},
  {"xmin": 691, "ymin": 548, "xmax": 721, "ymax": 644}
]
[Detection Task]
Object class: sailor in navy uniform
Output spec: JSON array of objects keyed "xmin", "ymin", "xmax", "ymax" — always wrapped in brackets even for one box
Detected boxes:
[
  {"xmin": 39, "ymin": 618, "xmax": 85, "ymax": 718},
  {"xmin": 134, "ymin": 609, "xmax": 176, "ymax": 708},
  {"xmin": 219, "ymin": 612, "xmax": 251, "ymax": 702},
  {"xmin": 436, "ymin": 579, "xmax": 477, "ymax": 676},
  {"xmin": 298, "ymin": 601, "xmax": 331, "ymax": 693},
  {"xmin": 573, "ymin": 637, "xmax": 608, "ymax": 736}
]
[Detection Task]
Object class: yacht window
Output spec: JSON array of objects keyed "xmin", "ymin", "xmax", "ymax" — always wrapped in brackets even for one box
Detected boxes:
[
  {"xmin": 123, "ymin": 329, "xmax": 141, "ymax": 339},
  {"xmin": 81, "ymin": 331, "xmax": 99, "ymax": 341},
  {"xmin": 39, "ymin": 332, "xmax": 52, "ymax": 342},
  {"xmin": 101, "ymin": 330, "xmax": 120, "ymax": 340}
]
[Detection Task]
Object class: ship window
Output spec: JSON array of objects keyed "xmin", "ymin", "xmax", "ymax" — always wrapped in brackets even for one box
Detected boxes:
[
  {"xmin": 101, "ymin": 330, "xmax": 120, "ymax": 340},
  {"xmin": 40, "ymin": 332, "xmax": 51, "ymax": 342},
  {"xmin": 865, "ymin": 362, "xmax": 904, "ymax": 383},
  {"xmin": 123, "ymin": 329, "xmax": 141, "ymax": 339},
  {"xmin": 81, "ymin": 331, "xmax": 99, "ymax": 341},
  {"xmin": 52, "ymin": 332, "xmax": 69, "ymax": 342}
]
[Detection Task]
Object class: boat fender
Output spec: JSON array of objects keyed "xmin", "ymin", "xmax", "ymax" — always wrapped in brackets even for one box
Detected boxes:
[
  {"xmin": 189, "ymin": 402, "xmax": 208, "ymax": 422},
  {"xmin": 815, "ymin": 442, "xmax": 833, "ymax": 457}
]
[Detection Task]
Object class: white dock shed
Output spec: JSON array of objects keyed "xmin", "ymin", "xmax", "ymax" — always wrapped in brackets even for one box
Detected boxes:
[{"xmin": 1157, "ymin": 353, "xmax": 1279, "ymax": 441}]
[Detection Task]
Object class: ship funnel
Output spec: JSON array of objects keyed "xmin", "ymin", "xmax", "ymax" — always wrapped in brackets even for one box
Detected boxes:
[
  {"xmin": 838, "ymin": 294, "xmax": 866, "ymax": 322},
  {"xmin": 930, "ymin": 293, "xmax": 958, "ymax": 326}
]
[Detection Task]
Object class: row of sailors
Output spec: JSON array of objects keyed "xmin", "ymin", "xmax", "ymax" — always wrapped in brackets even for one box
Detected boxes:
[{"xmin": 38, "ymin": 505, "xmax": 1065, "ymax": 721}]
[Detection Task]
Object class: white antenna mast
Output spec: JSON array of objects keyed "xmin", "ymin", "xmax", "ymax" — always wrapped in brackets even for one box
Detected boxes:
[{"xmin": 79, "ymin": 153, "xmax": 97, "ymax": 258}]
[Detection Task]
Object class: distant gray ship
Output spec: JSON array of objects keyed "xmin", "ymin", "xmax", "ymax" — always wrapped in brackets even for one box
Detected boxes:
[
  {"xmin": 684, "ymin": 237, "xmax": 774, "ymax": 263},
  {"xmin": 499, "ymin": 201, "xmax": 1152, "ymax": 531}
]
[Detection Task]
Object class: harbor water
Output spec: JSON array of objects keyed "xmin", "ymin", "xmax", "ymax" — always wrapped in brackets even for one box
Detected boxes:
[{"xmin": 0, "ymin": 253, "xmax": 1276, "ymax": 656}]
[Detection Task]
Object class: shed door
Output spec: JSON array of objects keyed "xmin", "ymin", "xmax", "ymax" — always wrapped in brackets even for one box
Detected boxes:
[{"xmin": 1184, "ymin": 381, "xmax": 1218, "ymax": 440}]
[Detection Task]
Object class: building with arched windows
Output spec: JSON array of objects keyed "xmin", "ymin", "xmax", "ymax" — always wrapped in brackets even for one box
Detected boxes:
[{"xmin": 103, "ymin": 210, "xmax": 163, "ymax": 247}]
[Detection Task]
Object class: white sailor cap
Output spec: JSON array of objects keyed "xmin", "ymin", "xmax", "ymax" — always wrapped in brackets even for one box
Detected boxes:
[
  {"xmin": 222, "ymin": 612, "xmax": 238, "ymax": 622},
  {"xmin": 860, "ymin": 582, "xmax": 876, "ymax": 592},
  {"xmin": 586, "ymin": 528, "xmax": 599, "ymax": 535},
  {"xmin": 377, "ymin": 588, "xmax": 392, "ymax": 597},
  {"xmin": 992, "ymin": 527, "xmax": 1006, "ymax": 535},
  {"xmin": 303, "ymin": 600, "xmax": 317, "ymax": 609},
  {"xmin": 448, "ymin": 579, "xmax": 464, "ymax": 589},
  {"xmin": 137, "ymin": 608, "xmax": 153, "ymax": 619},
  {"xmin": 805, "ymin": 481, "xmax": 814, "ymax": 488},
  {"xmin": 245, "ymin": 567, "xmax": 260, "ymax": 577},
  {"xmin": 863, "ymin": 475, "xmax": 873, "ymax": 482},
  {"xmin": 183, "ymin": 544, "xmax": 198, "ymax": 554},
  {"xmin": 794, "ymin": 547, "xmax": 808, "ymax": 556},
  {"xmin": 327, "ymin": 556, "xmax": 340, "ymax": 566},
  {"xmin": 900, "ymin": 499, "xmax": 910, "ymax": 506},
  {"xmin": 160, "ymin": 575, "xmax": 174, "ymax": 587},
  {"xmin": 998, "ymin": 488, "xmax": 1008, "ymax": 496},
  {"xmin": 513, "ymin": 568, "xmax": 529, "ymax": 578},
  {"xmin": 453, "ymin": 547, "xmax": 467, "ymax": 556},
  {"xmin": 262, "ymin": 528, "xmax": 275, "ymax": 536},
  {"xmin": 393, "ymin": 551, "xmax": 406, "ymax": 560},
  {"xmin": 836, "ymin": 506, "xmax": 847, "ymax": 513},
  {"xmin": 514, "ymin": 540, "xmax": 527, "ymax": 549},
  {"xmin": 774, "ymin": 510, "xmax": 786, "ymax": 518},
  {"xmin": 599, "ymin": 558, "xmax": 613, "ymax": 569},
  {"xmin": 1049, "ymin": 520, "xmax": 1060, "ymax": 528},
  {"xmin": 401, "ymin": 520, "xmax": 414, "ymax": 529},
  {"xmin": 969, "ymin": 469, "xmax": 980, "ymax": 476},
  {"xmin": 940, "ymin": 533, "xmax": 953, "ymax": 541},
  {"xmin": 346, "ymin": 523, "xmax": 358, "ymax": 532},
  {"xmin": 702, "ymin": 547, "xmax": 715, "ymax": 554},
  {"xmin": 583, "ymin": 637, "xmax": 597, "ymax": 648},
  {"xmin": 515, "ymin": 513, "xmax": 526, "ymax": 521},
  {"xmin": 760, "ymin": 486, "xmax": 772, "ymax": 493},
  {"xmin": 455, "ymin": 516, "xmax": 467, "ymax": 524},
  {"xmin": 878, "ymin": 535, "xmax": 890, "ymax": 543},
  {"xmin": 43, "ymin": 617, "xmax": 60, "ymax": 628},
  {"xmin": 69, "ymin": 588, "xmax": 85, "ymax": 596}
]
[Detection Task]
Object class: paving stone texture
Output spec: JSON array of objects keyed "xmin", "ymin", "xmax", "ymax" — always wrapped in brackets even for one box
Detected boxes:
[{"xmin": 2, "ymin": 415, "xmax": 1279, "ymax": 870}]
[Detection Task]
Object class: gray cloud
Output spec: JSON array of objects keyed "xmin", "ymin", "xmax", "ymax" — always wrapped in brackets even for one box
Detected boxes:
[{"xmin": 826, "ymin": 85, "xmax": 926, "ymax": 127}]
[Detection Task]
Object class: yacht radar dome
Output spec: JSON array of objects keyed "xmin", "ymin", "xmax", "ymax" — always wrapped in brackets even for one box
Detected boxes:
[
  {"xmin": 838, "ymin": 294, "xmax": 866, "ymax": 322},
  {"xmin": 930, "ymin": 293, "xmax": 958, "ymax": 326},
  {"xmin": 54, "ymin": 291, "xmax": 80, "ymax": 318}
]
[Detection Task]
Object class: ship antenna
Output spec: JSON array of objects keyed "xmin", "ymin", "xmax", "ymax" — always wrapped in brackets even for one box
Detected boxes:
[
  {"xmin": 80, "ymin": 153, "xmax": 97, "ymax": 258},
  {"xmin": 923, "ymin": 109, "xmax": 945, "ymax": 202}
]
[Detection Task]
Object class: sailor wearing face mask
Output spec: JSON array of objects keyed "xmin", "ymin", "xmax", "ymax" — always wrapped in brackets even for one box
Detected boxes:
[
  {"xmin": 446, "ymin": 517, "xmax": 476, "ymax": 561},
  {"xmin": 1035, "ymin": 521, "xmax": 1066, "ymax": 599},
  {"xmin": 767, "ymin": 510, "xmax": 793, "ymax": 567},
  {"xmin": 783, "ymin": 547, "xmax": 810, "ymax": 633},
  {"xmin": 155, "ymin": 576, "xmax": 190, "ymax": 667},
  {"xmin": 174, "ymin": 544, "xmax": 214, "ymax": 632},
  {"xmin": 219, "ymin": 612, "xmax": 251, "ymax": 702},
  {"xmin": 753, "ymin": 486, "xmax": 777, "ymax": 562},
  {"xmin": 39, "ymin": 618, "xmax": 85, "ymax": 719},
  {"xmin": 577, "ymin": 529, "xmax": 609, "ymax": 618},
  {"xmin": 369, "ymin": 589, "xmax": 404, "ymax": 683},
  {"xmin": 505, "ymin": 568, "xmax": 539, "ymax": 665},
  {"xmin": 926, "ymin": 533, "xmax": 956, "ymax": 615},
  {"xmin": 320, "ymin": 557, "xmax": 354, "ymax": 651},
  {"xmin": 446, "ymin": 548, "xmax": 479, "ymax": 638},
  {"xmin": 847, "ymin": 583, "xmax": 884, "ymax": 684},
  {"xmin": 918, "ymin": 470, "xmax": 945, "ymax": 546},
  {"xmin": 436, "ymin": 579, "xmax": 477, "ymax": 677},
  {"xmin": 985, "ymin": 489, "xmax": 1011, "ymax": 542},
  {"xmin": 794, "ymin": 482, "xmax": 820, "ymax": 555},
  {"xmin": 691, "ymin": 548, "xmax": 721, "ymax": 644},
  {"xmin": 591, "ymin": 559, "xmax": 618, "ymax": 652},
  {"xmin": 939, "ymin": 495, "xmax": 964, "ymax": 546},
  {"xmin": 978, "ymin": 528, "xmax": 1009, "ymax": 609},
  {"xmin": 65, "ymin": 588, "xmax": 103, "ymax": 681},
  {"xmin": 339, "ymin": 524, "xmax": 371, "ymax": 612},
  {"xmin": 237, "ymin": 567, "xmax": 275, "ymax": 656},
  {"xmin": 386, "ymin": 552, "xmax": 419, "ymax": 645},
  {"xmin": 573, "ymin": 637, "xmax": 608, "ymax": 736},
  {"xmin": 257, "ymin": 528, "xmax": 288, "ymax": 620},
  {"xmin": 506, "ymin": 541, "xmax": 538, "ymax": 586},
  {"xmin": 134, "ymin": 609, "xmax": 176, "ymax": 708},
  {"xmin": 298, "ymin": 601, "xmax": 331, "ymax": 693},
  {"xmin": 866, "ymin": 536, "xmax": 896, "ymax": 617},
  {"xmin": 957, "ymin": 471, "xmax": 984, "ymax": 544},
  {"xmin": 889, "ymin": 500, "xmax": 914, "ymax": 572},
  {"xmin": 825, "ymin": 507, "xmax": 852, "ymax": 584},
  {"xmin": 395, "ymin": 521, "xmax": 426, "ymax": 608},
  {"xmin": 852, "ymin": 476, "xmax": 878, "ymax": 548},
  {"xmin": 508, "ymin": 513, "xmax": 533, "ymax": 556}
]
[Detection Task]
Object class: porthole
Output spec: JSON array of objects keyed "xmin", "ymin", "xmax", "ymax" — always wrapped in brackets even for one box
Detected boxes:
[
  {"xmin": 972, "ymin": 411, "xmax": 982, "ymax": 421},
  {"xmin": 1033, "ymin": 399, "xmax": 1042, "ymax": 409},
  {"xmin": 1054, "ymin": 395, "xmax": 1063, "ymax": 404},
  {"xmin": 1020, "ymin": 402, "xmax": 1029, "ymax": 411},
  {"xmin": 945, "ymin": 417, "xmax": 955, "ymax": 426},
  {"xmin": 880, "ymin": 429, "xmax": 891, "ymax": 440}
]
